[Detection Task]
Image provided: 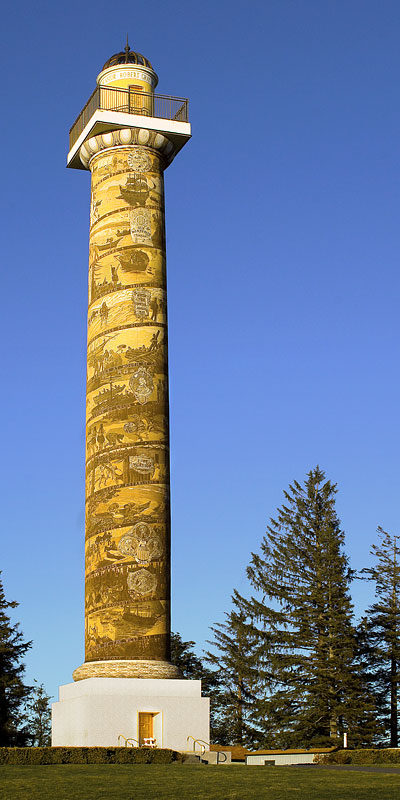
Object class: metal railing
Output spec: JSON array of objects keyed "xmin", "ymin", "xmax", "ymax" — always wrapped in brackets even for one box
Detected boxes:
[
  {"xmin": 69, "ymin": 86, "xmax": 189, "ymax": 149},
  {"xmin": 117, "ymin": 734, "xmax": 139, "ymax": 747},
  {"xmin": 187, "ymin": 735, "xmax": 210, "ymax": 755}
]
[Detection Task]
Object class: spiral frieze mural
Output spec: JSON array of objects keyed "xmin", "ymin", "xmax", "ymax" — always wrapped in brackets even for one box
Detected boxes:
[{"xmin": 84, "ymin": 141, "xmax": 171, "ymax": 666}]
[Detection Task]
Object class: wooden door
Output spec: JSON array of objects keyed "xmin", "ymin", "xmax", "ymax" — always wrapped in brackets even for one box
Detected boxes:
[{"xmin": 138, "ymin": 712, "xmax": 154, "ymax": 744}]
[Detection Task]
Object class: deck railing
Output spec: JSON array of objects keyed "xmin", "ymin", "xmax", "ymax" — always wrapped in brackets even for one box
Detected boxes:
[{"xmin": 69, "ymin": 86, "xmax": 189, "ymax": 149}]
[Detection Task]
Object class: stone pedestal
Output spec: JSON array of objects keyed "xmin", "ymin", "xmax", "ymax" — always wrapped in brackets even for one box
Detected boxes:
[{"xmin": 52, "ymin": 678, "xmax": 209, "ymax": 751}]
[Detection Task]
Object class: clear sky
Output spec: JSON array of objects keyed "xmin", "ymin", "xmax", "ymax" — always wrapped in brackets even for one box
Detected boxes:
[{"xmin": 1, "ymin": 0, "xmax": 399, "ymax": 703}]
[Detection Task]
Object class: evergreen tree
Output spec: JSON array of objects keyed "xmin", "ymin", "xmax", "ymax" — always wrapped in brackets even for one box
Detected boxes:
[
  {"xmin": 0, "ymin": 572, "xmax": 32, "ymax": 745},
  {"xmin": 361, "ymin": 527, "xmax": 400, "ymax": 746},
  {"xmin": 205, "ymin": 600, "xmax": 261, "ymax": 746},
  {"xmin": 171, "ymin": 632, "xmax": 220, "ymax": 738},
  {"xmin": 25, "ymin": 680, "xmax": 52, "ymax": 747},
  {"xmin": 237, "ymin": 467, "xmax": 375, "ymax": 748},
  {"xmin": 171, "ymin": 632, "xmax": 218, "ymax": 694}
]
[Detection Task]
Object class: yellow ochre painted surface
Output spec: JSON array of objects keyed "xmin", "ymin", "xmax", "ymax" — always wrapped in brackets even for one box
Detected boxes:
[
  {"xmin": 99, "ymin": 73, "xmax": 153, "ymax": 91},
  {"xmin": 97, "ymin": 62, "xmax": 157, "ymax": 117},
  {"xmin": 85, "ymin": 144, "xmax": 171, "ymax": 665}
]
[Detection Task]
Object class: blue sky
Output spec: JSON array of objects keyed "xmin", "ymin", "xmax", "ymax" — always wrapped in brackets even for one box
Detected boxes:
[{"xmin": 1, "ymin": 0, "xmax": 399, "ymax": 702}]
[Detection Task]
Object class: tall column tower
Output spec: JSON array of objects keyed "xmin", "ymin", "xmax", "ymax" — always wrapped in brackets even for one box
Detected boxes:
[
  {"xmin": 67, "ymin": 45, "xmax": 188, "ymax": 683},
  {"xmin": 53, "ymin": 45, "xmax": 209, "ymax": 749}
]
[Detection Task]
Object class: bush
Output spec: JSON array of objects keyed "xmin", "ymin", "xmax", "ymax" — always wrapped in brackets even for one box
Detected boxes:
[
  {"xmin": 0, "ymin": 747, "xmax": 185, "ymax": 765},
  {"xmin": 314, "ymin": 750, "xmax": 351, "ymax": 764},
  {"xmin": 316, "ymin": 748, "xmax": 400, "ymax": 765}
]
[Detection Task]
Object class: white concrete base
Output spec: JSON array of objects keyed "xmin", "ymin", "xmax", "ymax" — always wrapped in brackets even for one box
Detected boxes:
[{"xmin": 52, "ymin": 677, "xmax": 210, "ymax": 751}]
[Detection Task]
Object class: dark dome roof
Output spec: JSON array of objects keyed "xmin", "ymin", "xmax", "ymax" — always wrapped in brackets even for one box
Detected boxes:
[{"xmin": 102, "ymin": 43, "xmax": 153, "ymax": 71}]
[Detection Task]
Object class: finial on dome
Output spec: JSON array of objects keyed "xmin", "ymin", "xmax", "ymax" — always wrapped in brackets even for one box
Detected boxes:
[{"xmin": 124, "ymin": 34, "xmax": 130, "ymax": 62}]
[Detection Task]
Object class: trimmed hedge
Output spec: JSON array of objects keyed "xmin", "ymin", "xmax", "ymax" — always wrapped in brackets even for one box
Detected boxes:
[
  {"xmin": 316, "ymin": 748, "xmax": 400, "ymax": 765},
  {"xmin": 0, "ymin": 747, "xmax": 185, "ymax": 765}
]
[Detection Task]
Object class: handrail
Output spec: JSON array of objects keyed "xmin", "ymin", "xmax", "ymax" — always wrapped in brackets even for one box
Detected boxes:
[
  {"xmin": 187, "ymin": 735, "xmax": 210, "ymax": 755},
  {"xmin": 118, "ymin": 734, "xmax": 139, "ymax": 747},
  {"xmin": 69, "ymin": 86, "xmax": 189, "ymax": 150}
]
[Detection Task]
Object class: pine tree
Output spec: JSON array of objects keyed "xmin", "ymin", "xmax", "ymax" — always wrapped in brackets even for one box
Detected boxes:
[
  {"xmin": 25, "ymin": 680, "xmax": 52, "ymax": 747},
  {"xmin": 205, "ymin": 600, "xmax": 261, "ymax": 746},
  {"xmin": 361, "ymin": 527, "xmax": 400, "ymax": 746},
  {"xmin": 170, "ymin": 632, "xmax": 220, "ymax": 738},
  {"xmin": 171, "ymin": 632, "xmax": 218, "ymax": 694},
  {"xmin": 237, "ymin": 467, "xmax": 375, "ymax": 748},
  {"xmin": 0, "ymin": 572, "xmax": 32, "ymax": 746}
]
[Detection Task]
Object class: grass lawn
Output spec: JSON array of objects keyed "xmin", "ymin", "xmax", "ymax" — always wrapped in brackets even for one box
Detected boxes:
[{"xmin": 1, "ymin": 764, "xmax": 400, "ymax": 800}]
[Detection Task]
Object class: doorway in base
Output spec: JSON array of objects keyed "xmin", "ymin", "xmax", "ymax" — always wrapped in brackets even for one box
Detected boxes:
[{"xmin": 138, "ymin": 711, "xmax": 162, "ymax": 747}]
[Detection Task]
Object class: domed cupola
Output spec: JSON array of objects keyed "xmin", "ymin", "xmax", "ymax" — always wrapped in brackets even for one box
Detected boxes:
[
  {"xmin": 102, "ymin": 39, "xmax": 154, "ymax": 70},
  {"xmin": 97, "ymin": 38, "xmax": 158, "ymax": 92}
]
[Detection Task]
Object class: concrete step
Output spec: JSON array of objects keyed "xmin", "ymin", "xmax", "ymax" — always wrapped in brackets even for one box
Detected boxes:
[
  {"xmin": 202, "ymin": 750, "xmax": 232, "ymax": 765},
  {"xmin": 184, "ymin": 750, "xmax": 232, "ymax": 765},
  {"xmin": 183, "ymin": 754, "xmax": 205, "ymax": 765}
]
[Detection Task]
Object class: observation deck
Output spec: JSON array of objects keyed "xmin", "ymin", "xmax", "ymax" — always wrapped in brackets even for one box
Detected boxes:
[{"xmin": 67, "ymin": 86, "xmax": 190, "ymax": 169}]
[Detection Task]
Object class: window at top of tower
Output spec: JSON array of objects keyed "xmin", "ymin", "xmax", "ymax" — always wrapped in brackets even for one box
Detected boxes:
[{"xmin": 102, "ymin": 49, "xmax": 153, "ymax": 70}]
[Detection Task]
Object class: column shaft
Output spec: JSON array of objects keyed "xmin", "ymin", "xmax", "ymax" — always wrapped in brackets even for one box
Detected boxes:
[{"xmin": 81, "ymin": 143, "xmax": 172, "ymax": 676}]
